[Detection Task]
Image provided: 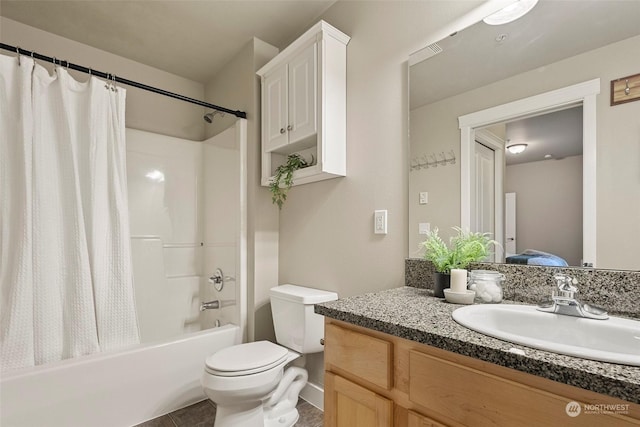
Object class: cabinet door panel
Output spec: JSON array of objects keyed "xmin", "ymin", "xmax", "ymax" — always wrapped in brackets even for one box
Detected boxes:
[
  {"xmin": 325, "ymin": 372, "xmax": 393, "ymax": 427},
  {"xmin": 263, "ymin": 64, "xmax": 288, "ymax": 152},
  {"xmin": 288, "ymin": 42, "xmax": 317, "ymax": 144},
  {"xmin": 409, "ymin": 350, "xmax": 635, "ymax": 427},
  {"xmin": 325, "ymin": 323, "xmax": 392, "ymax": 390}
]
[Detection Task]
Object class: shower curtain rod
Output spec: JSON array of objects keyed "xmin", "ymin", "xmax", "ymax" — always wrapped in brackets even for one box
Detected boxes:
[{"xmin": 0, "ymin": 43, "xmax": 247, "ymax": 119}]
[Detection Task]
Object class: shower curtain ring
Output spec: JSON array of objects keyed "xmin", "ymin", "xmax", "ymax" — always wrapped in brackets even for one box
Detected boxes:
[
  {"xmin": 105, "ymin": 73, "xmax": 111, "ymax": 90},
  {"xmin": 112, "ymin": 74, "xmax": 117, "ymax": 92},
  {"xmin": 16, "ymin": 46, "xmax": 21, "ymax": 66}
]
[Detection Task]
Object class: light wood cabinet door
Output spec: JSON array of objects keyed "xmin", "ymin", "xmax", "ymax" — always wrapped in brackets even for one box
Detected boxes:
[
  {"xmin": 407, "ymin": 410, "xmax": 448, "ymax": 427},
  {"xmin": 409, "ymin": 350, "xmax": 637, "ymax": 427},
  {"xmin": 262, "ymin": 63, "xmax": 288, "ymax": 152},
  {"xmin": 325, "ymin": 372, "xmax": 393, "ymax": 427},
  {"xmin": 287, "ymin": 42, "xmax": 317, "ymax": 145}
]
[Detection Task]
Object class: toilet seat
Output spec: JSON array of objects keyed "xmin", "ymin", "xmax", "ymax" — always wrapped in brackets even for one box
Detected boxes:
[{"xmin": 205, "ymin": 341, "xmax": 289, "ymax": 377}]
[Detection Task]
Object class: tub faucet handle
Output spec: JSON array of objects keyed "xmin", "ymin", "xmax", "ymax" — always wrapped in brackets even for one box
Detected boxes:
[{"xmin": 208, "ymin": 268, "xmax": 235, "ymax": 291}]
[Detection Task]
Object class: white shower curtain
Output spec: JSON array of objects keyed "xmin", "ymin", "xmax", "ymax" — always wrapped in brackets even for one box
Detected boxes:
[{"xmin": 0, "ymin": 54, "xmax": 140, "ymax": 371}]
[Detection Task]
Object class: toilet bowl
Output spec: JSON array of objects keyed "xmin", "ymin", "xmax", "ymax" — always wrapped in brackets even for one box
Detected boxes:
[{"xmin": 201, "ymin": 284, "xmax": 338, "ymax": 427}]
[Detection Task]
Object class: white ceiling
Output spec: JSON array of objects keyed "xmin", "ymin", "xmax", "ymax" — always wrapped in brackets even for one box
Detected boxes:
[
  {"xmin": 410, "ymin": 0, "xmax": 640, "ymax": 109},
  {"xmin": 502, "ymin": 106, "xmax": 583, "ymax": 166},
  {"xmin": 0, "ymin": 0, "xmax": 337, "ymax": 82}
]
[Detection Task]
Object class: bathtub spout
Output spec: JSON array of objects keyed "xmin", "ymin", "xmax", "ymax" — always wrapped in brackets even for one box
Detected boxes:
[
  {"xmin": 200, "ymin": 300, "xmax": 220, "ymax": 311},
  {"xmin": 200, "ymin": 299, "xmax": 236, "ymax": 311}
]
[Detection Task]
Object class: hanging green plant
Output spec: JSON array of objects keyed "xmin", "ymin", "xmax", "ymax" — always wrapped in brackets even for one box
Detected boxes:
[{"xmin": 269, "ymin": 153, "xmax": 313, "ymax": 209}]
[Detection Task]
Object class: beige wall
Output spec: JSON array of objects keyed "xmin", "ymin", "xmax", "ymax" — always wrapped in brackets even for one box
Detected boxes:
[
  {"xmin": 409, "ymin": 34, "xmax": 640, "ymax": 270},
  {"xmin": 278, "ymin": 0, "xmax": 480, "ymax": 295},
  {"xmin": 274, "ymin": 1, "xmax": 481, "ymax": 388},
  {"xmin": 1, "ymin": 17, "xmax": 206, "ymax": 141},
  {"xmin": 409, "ymin": 101, "xmax": 462, "ymax": 253},
  {"xmin": 505, "ymin": 155, "xmax": 583, "ymax": 266}
]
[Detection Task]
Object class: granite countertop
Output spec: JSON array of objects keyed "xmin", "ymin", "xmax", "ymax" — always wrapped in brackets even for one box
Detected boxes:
[{"xmin": 315, "ymin": 286, "xmax": 640, "ymax": 404}]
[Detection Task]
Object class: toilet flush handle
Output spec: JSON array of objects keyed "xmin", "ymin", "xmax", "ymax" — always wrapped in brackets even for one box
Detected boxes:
[{"xmin": 320, "ymin": 338, "xmax": 325, "ymax": 346}]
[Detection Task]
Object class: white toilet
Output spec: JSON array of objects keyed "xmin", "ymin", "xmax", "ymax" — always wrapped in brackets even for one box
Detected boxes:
[{"xmin": 202, "ymin": 284, "xmax": 338, "ymax": 427}]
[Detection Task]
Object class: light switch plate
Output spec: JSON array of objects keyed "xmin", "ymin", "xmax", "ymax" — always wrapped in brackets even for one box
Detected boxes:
[
  {"xmin": 374, "ymin": 210, "xmax": 388, "ymax": 234},
  {"xmin": 419, "ymin": 192, "xmax": 428, "ymax": 205},
  {"xmin": 419, "ymin": 222, "xmax": 430, "ymax": 234}
]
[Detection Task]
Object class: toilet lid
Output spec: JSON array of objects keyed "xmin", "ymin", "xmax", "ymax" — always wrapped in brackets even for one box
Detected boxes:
[{"xmin": 205, "ymin": 341, "xmax": 289, "ymax": 376}]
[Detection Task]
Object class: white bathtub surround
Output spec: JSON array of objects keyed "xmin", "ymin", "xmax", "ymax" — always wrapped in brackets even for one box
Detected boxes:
[
  {"xmin": 0, "ymin": 54, "xmax": 139, "ymax": 371},
  {"xmin": 0, "ymin": 325, "xmax": 241, "ymax": 427},
  {"xmin": 127, "ymin": 129, "xmax": 206, "ymax": 343},
  {"xmin": 126, "ymin": 123, "xmax": 246, "ymax": 343}
]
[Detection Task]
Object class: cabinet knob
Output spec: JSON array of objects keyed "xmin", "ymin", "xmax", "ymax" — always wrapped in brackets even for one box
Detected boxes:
[
  {"xmin": 287, "ymin": 125, "xmax": 293, "ymax": 131},
  {"xmin": 280, "ymin": 128, "xmax": 285, "ymax": 134}
]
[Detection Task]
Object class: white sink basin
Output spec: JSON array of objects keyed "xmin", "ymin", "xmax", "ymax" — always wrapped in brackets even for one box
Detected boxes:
[{"xmin": 452, "ymin": 304, "xmax": 640, "ymax": 366}]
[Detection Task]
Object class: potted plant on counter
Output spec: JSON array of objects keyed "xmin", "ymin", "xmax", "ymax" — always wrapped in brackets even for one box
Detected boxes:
[{"xmin": 421, "ymin": 227, "xmax": 498, "ymax": 297}]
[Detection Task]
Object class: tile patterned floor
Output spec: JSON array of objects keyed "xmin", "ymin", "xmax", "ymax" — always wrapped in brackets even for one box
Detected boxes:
[{"xmin": 135, "ymin": 399, "xmax": 322, "ymax": 427}]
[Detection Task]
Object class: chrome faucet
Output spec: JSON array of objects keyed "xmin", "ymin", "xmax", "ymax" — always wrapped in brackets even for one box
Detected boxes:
[
  {"xmin": 537, "ymin": 274, "xmax": 608, "ymax": 320},
  {"xmin": 200, "ymin": 300, "xmax": 220, "ymax": 311}
]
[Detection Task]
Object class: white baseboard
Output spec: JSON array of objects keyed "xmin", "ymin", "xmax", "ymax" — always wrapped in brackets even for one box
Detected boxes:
[{"xmin": 299, "ymin": 381, "xmax": 324, "ymax": 410}]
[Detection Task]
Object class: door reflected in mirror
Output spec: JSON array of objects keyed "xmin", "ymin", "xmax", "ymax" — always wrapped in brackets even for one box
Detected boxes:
[{"xmin": 473, "ymin": 106, "xmax": 584, "ymax": 266}]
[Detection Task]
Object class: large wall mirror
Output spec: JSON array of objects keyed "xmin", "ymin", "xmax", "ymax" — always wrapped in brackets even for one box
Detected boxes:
[{"xmin": 408, "ymin": 0, "xmax": 640, "ymax": 271}]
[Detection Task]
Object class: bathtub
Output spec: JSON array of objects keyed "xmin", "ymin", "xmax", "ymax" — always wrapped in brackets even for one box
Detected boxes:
[{"xmin": 0, "ymin": 324, "xmax": 241, "ymax": 427}]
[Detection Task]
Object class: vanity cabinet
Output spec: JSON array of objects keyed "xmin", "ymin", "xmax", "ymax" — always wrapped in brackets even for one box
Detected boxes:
[
  {"xmin": 257, "ymin": 20, "xmax": 349, "ymax": 187},
  {"xmin": 324, "ymin": 319, "xmax": 640, "ymax": 427}
]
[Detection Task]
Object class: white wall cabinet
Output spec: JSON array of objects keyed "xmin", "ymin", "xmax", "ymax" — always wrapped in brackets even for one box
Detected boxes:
[
  {"xmin": 263, "ymin": 43, "xmax": 317, "ymax": 153},
  {"xmin": 257, "ymin": 20, "xmax": 350, "ymax": 187}
]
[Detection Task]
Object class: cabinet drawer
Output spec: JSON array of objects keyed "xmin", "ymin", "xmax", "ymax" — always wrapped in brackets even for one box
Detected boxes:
[
  {"xmin": 325, "ymin": 323, "xmax": 393, "ymax": 389},
  {"xmin": 409, "ymin": 350, "xmax": 635, "ymax": 426}
]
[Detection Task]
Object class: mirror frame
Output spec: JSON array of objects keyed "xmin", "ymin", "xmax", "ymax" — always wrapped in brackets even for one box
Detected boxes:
[{"xmin": 458, "ymin": 79, "xmax": 600, "ymax": 266}]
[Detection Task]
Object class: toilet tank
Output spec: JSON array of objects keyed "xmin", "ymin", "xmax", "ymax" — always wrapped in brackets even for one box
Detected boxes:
[{"xmin": 269, "ymin": 284, "xmax": 338, "ymax": 354}]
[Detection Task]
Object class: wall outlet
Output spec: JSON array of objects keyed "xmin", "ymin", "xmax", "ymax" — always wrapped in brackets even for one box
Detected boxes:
[
  {"xmin": 419, "ymin": 192, "xmax": 428, "ymax": 205},
  {"xmin": 374, "ymin": 210, "xmax": 388, "ymax": 234},
  {"xmin": 419, "ymin": 222, "xmax": 430, "ymax": 234}
]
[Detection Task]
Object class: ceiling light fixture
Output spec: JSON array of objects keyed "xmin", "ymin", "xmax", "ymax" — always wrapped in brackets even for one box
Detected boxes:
[
  {"xmin": 507, "ymin": 143, "xmax": 528, "ymax": 154},
  {"xmin": 483, "ymin": 0, "xmax": 539, "ymax": 26}
]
